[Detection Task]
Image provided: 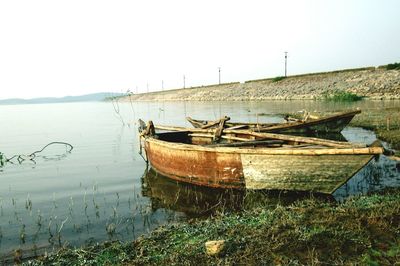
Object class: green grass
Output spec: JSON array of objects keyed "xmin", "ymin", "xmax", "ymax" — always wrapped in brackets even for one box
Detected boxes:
[
  {"xmin": 26, "ymin": 189, "xmax": 400, "ymax": 265},
  {"xmin": 386, "ymin": 62, "xmax": 400, "ymax": 70},
  {"xmin": 272, "ymin": 76, "xmax": 286, "ymax": 82},
  {"xmin": 323, "ymin": 91, "xmax": 363, "ymax": 102}
]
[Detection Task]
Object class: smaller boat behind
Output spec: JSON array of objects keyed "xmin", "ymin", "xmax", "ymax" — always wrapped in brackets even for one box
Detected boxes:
[{"xmin": 187, "ymin": 109, "xmax": 361, "ymax": 134}]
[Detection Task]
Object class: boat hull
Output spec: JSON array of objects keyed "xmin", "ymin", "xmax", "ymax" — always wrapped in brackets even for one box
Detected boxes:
[{"xmin": 143, "ymin": 137, "xmax": 375, "ymax": 194}]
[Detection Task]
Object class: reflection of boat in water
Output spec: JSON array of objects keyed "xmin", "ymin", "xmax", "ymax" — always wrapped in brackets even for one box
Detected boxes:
[
  {"xmin": 187, "ymin": 110, "xmax": 361, "ymax": 134},
  {"xmin": 142, "ymin": 158, "xmax": 400, "ymax": 216},
  {"xmin": 141, "ymin": 167, "xmax": 334, "ymax": 217},
  {"xmin": 141, "ymin": 167, "xmax": 245, "ymax": 216},
  {"xmin": 139, "ymin": 121, "xmax": 384, "ymax": 194},
  {"xmin": 334, "ymin": 155, "xmax": 400, "ymax": 200}
]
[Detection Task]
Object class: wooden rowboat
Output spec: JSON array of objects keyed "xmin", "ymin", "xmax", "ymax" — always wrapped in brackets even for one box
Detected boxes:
[
  {"xmin": 139, "ymin": 121, "xmax": 384, "ymax": 194},
  {"xmin": 186, "ymin": 109, "xmax": 361, "ymax": 134}
]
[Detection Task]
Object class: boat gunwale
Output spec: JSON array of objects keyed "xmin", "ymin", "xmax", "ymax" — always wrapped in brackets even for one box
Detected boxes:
[{"xmin": 143, "ymin": 135, "xmax": 383, "ymax": 155}]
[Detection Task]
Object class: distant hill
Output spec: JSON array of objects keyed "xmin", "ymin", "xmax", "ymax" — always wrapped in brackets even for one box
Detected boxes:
[{"xmin": 0, "ymin": 92, "xmax": 125, "ymax": 105}]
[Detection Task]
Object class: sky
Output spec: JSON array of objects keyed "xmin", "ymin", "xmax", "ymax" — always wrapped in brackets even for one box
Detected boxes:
[{"xmin": 0, "ymin": 0, "xmax": 399, "ymax": 99}]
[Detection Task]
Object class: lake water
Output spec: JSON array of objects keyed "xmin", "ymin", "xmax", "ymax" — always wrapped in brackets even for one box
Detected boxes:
[{"xmin": 0, "ymin": 100, "xmax": 399, "ymax": 262}]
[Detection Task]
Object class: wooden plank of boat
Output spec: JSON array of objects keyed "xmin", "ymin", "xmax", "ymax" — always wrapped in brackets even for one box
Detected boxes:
[
  {"xmin": 140, "ymin": 127, "xmax": 384, "ymax": 194},
  {"xmin": 240, "ymin": 153, "xmax": 373, "ymax": 192},
  {"xmin": 186, "ymin": 110, "xmax": 361, "ymax": 133}
]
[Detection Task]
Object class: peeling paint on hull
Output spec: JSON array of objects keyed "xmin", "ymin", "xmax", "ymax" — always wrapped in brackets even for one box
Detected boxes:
[
  {"xmin": 145, "ymin": 140, "xmax": 245, "ymax": 189},
  {"xmin": 241, "ymin": 154, "xmax": 373, "ymax": 193}
]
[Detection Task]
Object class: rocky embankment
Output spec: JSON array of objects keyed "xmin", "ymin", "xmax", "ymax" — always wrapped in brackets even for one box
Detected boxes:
[{"xmin": 124, "ymin": 67, "xmax": 400, "ymax": 101}]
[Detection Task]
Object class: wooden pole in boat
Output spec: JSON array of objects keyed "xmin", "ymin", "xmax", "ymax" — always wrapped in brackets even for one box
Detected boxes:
[{"xmin": 154, "ymin": 125, "xmax": 364, "ymax": 148}]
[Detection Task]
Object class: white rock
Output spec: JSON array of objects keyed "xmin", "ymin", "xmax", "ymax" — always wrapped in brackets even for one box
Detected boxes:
[{"xmin": 205, "ymin": 240, "xmax": 225, "ymax": 256}]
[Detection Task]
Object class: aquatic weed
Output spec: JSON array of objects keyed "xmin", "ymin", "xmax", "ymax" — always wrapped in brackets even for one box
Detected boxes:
[{"xmin": 323, "ymin": 91, "xmax": 363, "ymax": 102}]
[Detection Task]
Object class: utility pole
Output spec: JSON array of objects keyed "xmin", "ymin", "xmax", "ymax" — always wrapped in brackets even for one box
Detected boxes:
[
  {"xmin": 284, "ymin": 51, "xmax": 288, "ymax": 77},
  {"xmin": 218, "ymin": 67, "xmax": 221, "ymax": 84},
  {"xmin": 162, "ymin": 80, "xmax": 164, "ymax": 91},
  {"xmin": 183, "ymin": 75, "xmax": 186, "ymax": 89}
]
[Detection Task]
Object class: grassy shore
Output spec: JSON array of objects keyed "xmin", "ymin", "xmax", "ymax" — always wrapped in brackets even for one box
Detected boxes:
[
  {"xmin": 26, "ymin": 189, "xmax": 400, "ymax": 265},
  {"xmin": 350, "ymin": 107, "xmax": 400, "ymax": 156}
]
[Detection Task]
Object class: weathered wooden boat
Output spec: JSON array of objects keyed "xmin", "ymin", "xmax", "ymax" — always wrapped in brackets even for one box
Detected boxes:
[
  {"xmin": 139, "ymin": 120, "xmax": 385, "ymax": 194},
  {"xmin": 186, "ymin": 109, "xmax": 361, "ymax": 134}
]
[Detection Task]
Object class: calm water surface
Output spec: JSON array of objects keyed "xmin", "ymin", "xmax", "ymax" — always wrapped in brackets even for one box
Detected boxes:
[{"xmin": 0, "ymin": 100, "xmax": 399, "ymax": 261}]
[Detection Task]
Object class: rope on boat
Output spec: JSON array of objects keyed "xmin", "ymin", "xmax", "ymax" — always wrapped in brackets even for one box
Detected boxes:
[{"xmin": 1, "ymin": 142, "xmax": 73, "ymax": 164}]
